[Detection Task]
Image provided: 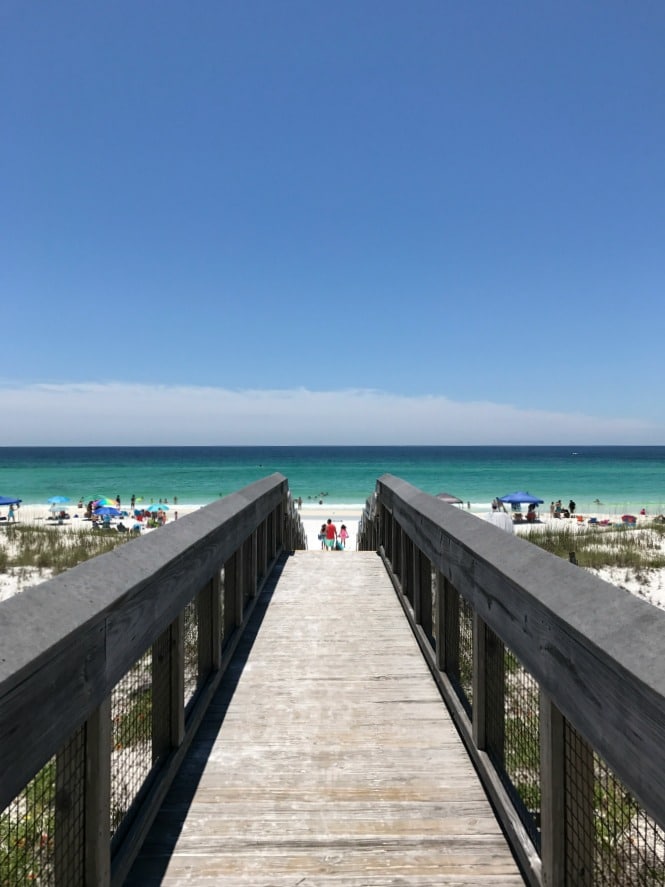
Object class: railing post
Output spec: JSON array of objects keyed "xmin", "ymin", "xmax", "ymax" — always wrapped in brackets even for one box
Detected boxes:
[
  {"xmin": 564, "ymin": 723, "xmax": 596, "ymax": 886},
  {"xmin": 153, "ymin": 613, "xmax": 185, "ymax": 757},
  {"xmin": 473, "ymin": 617, "xmax": 504, "ymax": 755},
  {"xmin": 197, "ymin": 579, "xmax": 215, "ymax": 681},
  {"xmin": 391, "ymin": 519, "xmax": 400, "ymax": 576},
  {"xmin": 269, "ymin": 510, "xmax": 277, "ymax": 559},
  {"xmin": 85, "ymin": 697, "xmax": 111, "ymax": 887},
  {"xmin": 382, "ymin": 506, "xmax": 391, "ymax": 560},
  {"xmin": 55, "ymin": 701, "xmax": 112, "ymax": 887},
  {"xmin": 211, "ymin": 569, "xmax": 223, "ymax": 669},
  {"xmin": 249, "ymin": 530, "xmax": 258, "ymax": 599},
  {"xmin": 414, "ymin": 549, "xmax": 432, "ymax": 641},
  {"xmin": 399, "ymin": 531, "xmax": 408, "ymax": 597},
  {"xmin": 434, "ymin": 570, "xmax": 447, "ymax": 672},
  {"xmin": 277, "ymin": 500, "xmax": 284, "ymax": 549},
  {"xmin": 540, "ymin": 691, "xmax": 566, "ymax": 887}
]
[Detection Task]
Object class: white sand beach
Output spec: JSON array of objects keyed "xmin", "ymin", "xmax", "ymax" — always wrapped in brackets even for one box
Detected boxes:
[{"xmin": 2, "ymin": 501, "xmax": 665, "ymax": 612}]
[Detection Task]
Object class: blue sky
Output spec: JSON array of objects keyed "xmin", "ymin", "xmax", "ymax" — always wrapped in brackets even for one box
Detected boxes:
[{"xmin": 2, "ymin": 1, "xmax": 663, "ymax": 445}]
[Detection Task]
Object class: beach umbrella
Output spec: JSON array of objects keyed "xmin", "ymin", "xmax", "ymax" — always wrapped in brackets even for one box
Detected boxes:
[
  {"xmin": 146, "ymin": 503, "xmax": 169, "ymax": 512},
  {"xmin": 498, "ymin": 491, "xmax": 544, "ymax": 505},
  {"xmin": 48, "ymin": 496, "xmax": 70, "ymax": 505},
  {"xmin": 435, "ymin": 491, "xmax": 464, "ymax": 504},
  {"xmin": 93, "ymin": 497, "xmax": 115, "ymax": 507},
  {"xmin": 0, "ymin": 496, "xmax": 22, "ymax": 506},
  {"xmin": 93, "ymin": 506, "xmax": 121, "ymax": 517}
]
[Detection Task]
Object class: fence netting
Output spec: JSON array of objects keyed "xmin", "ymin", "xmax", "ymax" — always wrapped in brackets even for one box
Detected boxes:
[
  {"xmin": 111, "ymin": 648, "xmax": 153, "ymax": 840},
  {"xmin": 454, "ymin": 592, "xmax": 473, "ymax": 715},
  {"xmin": 1, "ymin": 727, "xmax": 85, "ymax": 886},
  {"xmin": 566, "ymin": 722, "xmax": 665, "ymax": 884},
  {"xmin": 184, "ymin": 597, "xmax": 200, "ymax": 709},
  {"xmin": 487, "ymin": 645, "xmax": 541, "ymax": 850}
]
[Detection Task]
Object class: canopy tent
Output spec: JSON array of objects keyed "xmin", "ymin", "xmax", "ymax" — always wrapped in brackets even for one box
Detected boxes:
[
  {"xmin": 498, "ymin": 491, "xmax": 544, "ymax": 506},
  {"xmin": 0, "ymin": 496, "xmax": 21, "ymax": 506}
]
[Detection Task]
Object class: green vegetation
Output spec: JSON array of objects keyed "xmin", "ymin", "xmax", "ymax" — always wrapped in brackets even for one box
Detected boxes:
[
  {"xmin": 522, "ymin": 521, "xmax": 665, "ymax": 571},
  {"xmin": 0, "ymin": 524, "xmax": 140, "ymax": 884},
  {"xmin": 0, "ymin": 760, "xmax": 56, "ymax": 886},
  {"xmin": 0, "ymin": 523, "xmax": 132, "ymax": 577}
]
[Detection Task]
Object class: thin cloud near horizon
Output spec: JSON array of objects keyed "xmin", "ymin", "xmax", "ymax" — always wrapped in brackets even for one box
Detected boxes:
[{"xmin": 0, "ymin": 381, "xmax": 659, "ymax": 446}]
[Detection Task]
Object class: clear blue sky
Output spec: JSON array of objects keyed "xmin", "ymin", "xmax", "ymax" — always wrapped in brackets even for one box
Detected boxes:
[{"xmin": 2, "ymin": 1, "xmax": 663, "ymax": 444}]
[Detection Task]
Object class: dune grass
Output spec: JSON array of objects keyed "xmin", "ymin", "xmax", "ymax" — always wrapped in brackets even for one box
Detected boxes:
[
  {"xmin": 522, "ymin": 521, "xmax": 665, "ymax": 571},
  {"xmin": 0, "ymin": 523, "xmax": 132, "ymax": 577}
]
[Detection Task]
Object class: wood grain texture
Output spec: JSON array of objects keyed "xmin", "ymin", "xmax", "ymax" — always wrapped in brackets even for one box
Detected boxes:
[
  {"xmin": 0, "ymin": 475, "xmax": 287, "ymax": 806},
  {"xmin": 125, "ymin": 551, "xmax": 524, "ymax": 885},
  {"xmin": 375, "ymin": 474, "xmax": 665, "ymax": 828}
]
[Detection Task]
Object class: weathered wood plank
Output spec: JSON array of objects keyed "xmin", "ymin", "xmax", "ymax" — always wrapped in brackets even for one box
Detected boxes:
[
  {"xmin": 375, "ymin": 474, "xmax": 665, "ymax": 828},
  {"xmin": 0, "ymin": 475, "xmax": 287, "ymax": 806},
  {"xmin": 125, "ymin": 552, "xmax": 524, "ymax": 885}
]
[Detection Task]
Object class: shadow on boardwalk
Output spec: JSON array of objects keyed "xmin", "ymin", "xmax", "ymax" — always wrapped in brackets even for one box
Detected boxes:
[{"xmin": 125, "ymin": 551, "xmax": 524, "ymax": 886}]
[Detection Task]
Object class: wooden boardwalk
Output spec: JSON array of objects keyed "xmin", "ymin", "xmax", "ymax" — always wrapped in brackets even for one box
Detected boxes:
[{"xmin": 125, "ymin": 551, "xmax": 525, "ymax": 886}]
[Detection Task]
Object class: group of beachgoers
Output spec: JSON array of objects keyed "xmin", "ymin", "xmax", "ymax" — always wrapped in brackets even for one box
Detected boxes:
[
  {"xmin": 549, "ymin": 499, "xmax": 576, "ymax": 519},
  {"xmin": 317, "ymin": 518, "xmax": 349, "ymax": 551}
]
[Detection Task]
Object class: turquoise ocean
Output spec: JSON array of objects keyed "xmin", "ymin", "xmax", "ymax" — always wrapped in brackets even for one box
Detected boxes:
[{"xmin": 0, "ymin": 446, "xmax": 664, "ymax": 515}]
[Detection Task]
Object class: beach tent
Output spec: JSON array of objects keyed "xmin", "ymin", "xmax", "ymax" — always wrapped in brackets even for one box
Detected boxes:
[
  {"xmin": 0, "ymin": 496, "xmax": 21, "ymax": 506},
  {"xmin": 498, "ymin": 491, "xmax": 544, "ymax": 506}
]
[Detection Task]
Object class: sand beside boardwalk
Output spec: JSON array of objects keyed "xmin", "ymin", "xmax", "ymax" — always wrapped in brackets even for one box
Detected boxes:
[{"xmin": 2, "ymin": 502, "xmax": 665, "ymax": 612}]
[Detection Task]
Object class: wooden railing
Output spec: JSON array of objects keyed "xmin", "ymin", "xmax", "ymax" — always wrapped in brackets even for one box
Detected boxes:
[
  {"xmin": 358, "ymin": 475, "xmax": 665, "ymax": 886},
  {"xmin": 0, "ymin": 475, "xmax": 306, "ymax": 887}
]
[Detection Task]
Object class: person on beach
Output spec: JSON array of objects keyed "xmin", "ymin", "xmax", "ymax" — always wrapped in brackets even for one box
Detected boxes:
[
  {"xmin": 568, "ymin": 500, "xmax": 576, "ymax": 515},
  {"xmin": 319, "ymin": 524, "xmax": 326, "ymax": 549},
  {"xmin": 130, "ymin": 494, "xmax": 136, "ymax": 510},
  {"xmin": 325, "ymin": 518, "xmax": 337, "ymax": 550},
  {"xmin": 7, "ymin": 505, "xmax": 15, "ymax": 522},
  {"xmin": 339, "ymin": 524, "xmax": 349, "ymax": 548}
]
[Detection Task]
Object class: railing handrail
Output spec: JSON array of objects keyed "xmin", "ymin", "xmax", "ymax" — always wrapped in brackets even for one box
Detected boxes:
[
  {"xmin": 0, "ymin": 473, "xmax": 288, "ymax": 810},
  {"xmin": 372, "ymin": 473, "xmax": 665, "ymax": 831}
]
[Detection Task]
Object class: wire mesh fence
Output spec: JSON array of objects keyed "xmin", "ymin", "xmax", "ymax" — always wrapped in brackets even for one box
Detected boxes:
[
  {"xmin": 183, "ymin": 597, "xmax": 199, "ymax": 709},
  {"xmin": 0, "ymin": 727, "xmax": 85, "ymax": 887},
  {"xmin": 458, "ymin": 594, "xmax": 474, "ymax": 712},
  {"xmin": 488, "ymin": 646, "xmax": 541, "ymax": 850},
  {"xmin": 0, "ymin": 489, "xmax": 291, "ymax": 886},
  {"xmin": 110, "ymin": 649, "xmax": 153, "ymax": 839},
  {"xmin": 566, "ymin": 723, "xmax": 665, "ymax": 884}
]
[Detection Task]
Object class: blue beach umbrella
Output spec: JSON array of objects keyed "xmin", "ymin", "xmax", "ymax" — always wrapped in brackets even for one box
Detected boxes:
[
  {"xmin": 146, "ymin": 503, "xmax": 169, "ymax": 512},
  {"xmin": 0, "ymin": 496, "xmax": 22, "ymax": 506},
  {"xmin": 498, "ymin": 491, "xmax": 544, "ymax": 505},
  {"xmin": 94, "ymin": 506, "xmax": 121, "ymax": 517},
  {"xmin": 48, "ymin": 496, "xmax": 70, "ymax": 504}
]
